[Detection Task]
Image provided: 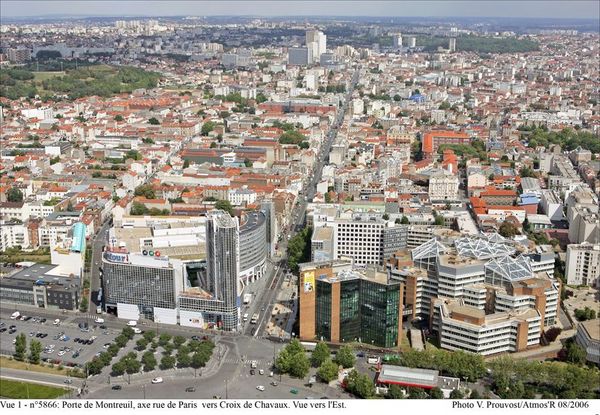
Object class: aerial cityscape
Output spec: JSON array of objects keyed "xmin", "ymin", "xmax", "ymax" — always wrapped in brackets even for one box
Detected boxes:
[{"xmin": 0, "ymin": 0, "xmax": 599, "ymax": 406}]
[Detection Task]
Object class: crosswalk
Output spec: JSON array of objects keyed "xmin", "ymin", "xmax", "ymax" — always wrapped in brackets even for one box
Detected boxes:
[{"xmin": 221, "ymin": 357, "xmax": 273, "ymax": 366}]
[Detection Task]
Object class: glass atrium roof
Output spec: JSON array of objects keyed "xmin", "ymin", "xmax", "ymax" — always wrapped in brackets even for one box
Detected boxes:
[
  {"xmin": 412, "ymin": 238, "xmax": 448, "ymax": 261},
  {"xmin": 455, "ymin": 236, "xmax": 516, "ymax": 260},
  {"xmin": 485, "ymin": 255, "xmax": 533, "ymax": 282}
]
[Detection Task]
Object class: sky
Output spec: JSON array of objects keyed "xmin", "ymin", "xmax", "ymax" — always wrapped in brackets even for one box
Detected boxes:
[{"xmin": 1, "ymin": 1, "xmax": 599, "ymax": 19}]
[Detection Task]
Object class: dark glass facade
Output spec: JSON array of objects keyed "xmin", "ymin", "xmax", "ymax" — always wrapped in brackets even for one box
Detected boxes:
[
  {"xmin": 339, "ymin": 279, "xmax": 360, "ymax": 342},
  {"xmin": 360, "ymin": 280, "xmax": 401, "ymax": 348},
  {"xmin": 312, "ymin": 276, "xmax": 402, "ymax": 348},
  {"xmin": 315, "ymin": 280, "xmax": 332, "ymax": 341}
]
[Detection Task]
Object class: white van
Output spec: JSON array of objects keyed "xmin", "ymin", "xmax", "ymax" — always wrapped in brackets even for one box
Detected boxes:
[
  {"xmin": 53, "ymin": 319, "xmax": 61, "ymax": 326},
  {"xmin": 10, "ymin": 311, "xmax": 20, "ymax": 320},
  {"xmin": 367, "ymin": 356, "xmax": 381, "ymax": 365},
  {"xmin": 127, "ymin": 320, "xmax": 137, "ymax": 327},
  {"xmin": 94, "ymin": 318, "xmax": 105, "ymax": 324},
  {"xmin": 133, "ymin": 327, "xmax": 142, "ymax": 334},
  {"xmin": 243, "ymin": 313, "xmax": 249, "ymax": 322}
]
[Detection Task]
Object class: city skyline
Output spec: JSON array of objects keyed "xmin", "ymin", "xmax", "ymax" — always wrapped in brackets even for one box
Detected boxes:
[{"xmin": 1, "ymin": 0, "xmax": 599, "ymax": 19}]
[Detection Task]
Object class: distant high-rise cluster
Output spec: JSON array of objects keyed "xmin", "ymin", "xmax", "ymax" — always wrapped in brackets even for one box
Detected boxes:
[{"xmin": 288, "ymin": 29, "xmax": 327, "ymax": 66}]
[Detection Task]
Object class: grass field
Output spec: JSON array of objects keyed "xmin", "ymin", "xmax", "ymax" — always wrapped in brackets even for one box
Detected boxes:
[
  {"xmin": 0, "ymin": 378, "xmax": 67, "ymax": 399},
  {"xmin": 33, "ymin": 71, "xmax": 65, "ymax": 81},
  {"xmin": 0, "ymin": 357, "xmax": 85, "ymax": 378},
  {"xmin": 0, "ymin": 254, "xmax": 51, "ymax": 264}
]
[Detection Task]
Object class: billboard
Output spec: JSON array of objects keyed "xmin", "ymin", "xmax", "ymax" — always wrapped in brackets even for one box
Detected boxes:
[{"xmin": 303, "ymin": 271, "xmax": 315, "ymax": 293}]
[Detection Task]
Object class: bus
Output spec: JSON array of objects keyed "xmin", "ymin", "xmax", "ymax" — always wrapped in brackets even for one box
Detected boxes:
[{"xmin": 250, "ymin": 313, "xmax": 259, "ymax": 324}]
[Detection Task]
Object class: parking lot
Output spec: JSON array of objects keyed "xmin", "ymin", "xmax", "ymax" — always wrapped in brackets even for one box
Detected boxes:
[{"xmin": 0, "ymin": 314, "xmax": 126, "ymax": 367}]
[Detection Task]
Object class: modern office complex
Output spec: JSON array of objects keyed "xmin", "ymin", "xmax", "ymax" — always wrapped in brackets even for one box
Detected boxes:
[
  {"xmin": 299, "ymin": 260, "xmax": 404, "ymax": 348},
  {"xmin": 102, "ymin": 250, "xmax": 186, "ymax": 321},
  {"xmin": 0, "ymin": 263, "xmax": 80, "ymax": 310},
  {"xmin": 239, "ymin": 210, "xmax": 267, "ymax": 284},
  {"xmin": 387, "ymin": 233, "xmax": 560, "ymax": 355},
  {"xmin": 333, "ymin": 214, "xmax": 387, "ymax": 266},
  {"xmin": 205, "ymin": 210, "xmax": 241, "ymax": 331},
  {"xmin": 575, "ymin": 319, "xmax": 600, "ymax": 364},
  {"xmin": 565, "ymin": 243, "xmax": 600, "ymax": 287}
]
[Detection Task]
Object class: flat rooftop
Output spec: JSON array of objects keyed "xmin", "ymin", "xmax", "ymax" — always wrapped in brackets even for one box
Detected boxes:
[
  {"xmin": 579, "ymin": 318, "xmax": 600, "ymax": 342},
  {"xmin": 377, "ymin": 365, "xmax": 439, "ymax": 388}
]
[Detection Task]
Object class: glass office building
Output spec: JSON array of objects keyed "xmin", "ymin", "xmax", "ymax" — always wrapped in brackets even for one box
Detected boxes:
[{"xmin": 300, "ymin": 261, "xmax": 404, "ymax": 348}]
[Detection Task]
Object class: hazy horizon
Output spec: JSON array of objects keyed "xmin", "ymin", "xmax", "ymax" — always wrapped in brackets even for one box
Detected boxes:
[{"xmin": 1, "ymin": 1, "xmax": 599, "ymax": 20}]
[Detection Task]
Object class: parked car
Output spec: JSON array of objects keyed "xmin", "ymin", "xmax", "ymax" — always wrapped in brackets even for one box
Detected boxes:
[
  {"xmin": 151, "ymin": 377, "xmax": 163, "ymax": 384},
  {"xmin": 256, "ymin": 385, "xmax": 265, "ymax": 391},
  {"xmin": 185, "ymin": 387, "xmax": 196, "ymax": 392},
  {"xmin": 53, "ymin": 319, "xmax": 60, "ymax": 326},
  {"xmin": 111, "ymin": 385, "xmax": 122, "ymax": 390}
]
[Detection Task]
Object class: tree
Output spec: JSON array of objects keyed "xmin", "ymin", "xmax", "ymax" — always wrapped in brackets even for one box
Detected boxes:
[
  {"xmin": 111, "ymin": 361, "xmax": 126, "ymax": 376},
  {"xmin": 136, "ymin": 338, "xmax": 149, "ymax": 351},
  {"xmin": 450, "ymin": 389, "xmax": 464, "ymax": 399},
  {"xmin": 7, "ymin": 188, "xmax": 23, "ymax": 203},
  {"xmin": 160, "ymin": 355, "xmax": 176, "ymax": 370},
  {"xmin": 565, "ymin": 343, "xmax": 586, "ymax": 365},
  {"xmin": 401, "ymin": 215, "xmax": 409, "ymax": 224},
  {"xmin": 183, "ymin": 159, "xmax": 190, "ymax": 168},
  {"xmin": 311, "ymin": 342, "xmax": 331, "ymax": 367},
  {"xmin": 256, "ymin": 92, "xmax": 268, "ymax": 104},
  {"xmin": 158, "ymin": 333, "xmax": 172, "ymax": 347},
  {"xmin": 177, "ymin": 350, "xmax": 191, "ymax": 368},
  {"xmin": 125, "ymin": 358, "xmax": 141, "ymax": 375},
  {"xmin": 114, "ymin": 335, "xmax": 128, "ymax": 348},
  {"xmin": 143, "ymin": 331, "xmax": 157, "ymax": 342},
  {"xmin": 173, "ymin": 335, "xmax": 186, "ymax": 348},
  {"xmin": 86, "ymin": 359, "xmax": 104, "ymax": 376},
  {"xmin": 275, "ymin": 339, "xmax": 310, "ymax": 378},
  {"xmin": 279, "ymin": 130, "xmax": 306, "ymax": 146},
  {"xmin": 387, "ymin": 384, "xmax": 404, "ymax": 399},
  {"xmin": 574, "ymin": 307, "xmax": 597, "ymax": 321},
  {"xmin": 148, "ymin": 117, "xmax": 160, "ymax": 125},
  {"xmin": 134, "ymin": 184, "xmax": 156, "ymax": 199},
  {"xmin": 318, "ymin": 359, "xmax": 339, "ymax": 383},
  {"xmin": 214, "ymin": 200, "xmax": 233, "ymax": 216},
  {"xmin": 498, "ymin": 221, "xmax": 519, "ymax": 238},
  {"xmin": 469, "ymin": 389, "xmax": 481, "ymax": 399},
  {"xmin": 79, "ymin": 297, "xmax": 88, "ymax": 312},
  {"xmin": 210, "ymin": 142, "xmax": 217, "ymax": 148},
  {"xmin": 408, "ymin": 386, "xmax": 428, "ymax": 399},
  {"xmin": 429, "ymin": 387, "xmax": 444, "ymax": 399},
  {"xmin": 345, "ymin": 369, "xmax": 375, "ymax": 399},
  {"xmin": 29, "ymin": 339, "xmax": 42, "ymax": 364},
  {"xmin": 14, "ymin": 333, "xmax": 27, "ymax": 361},
  {"xmin": 130, "ymin": 201, "xmax": 149, "ymax": 216},
  {"xmin": 191, "ymin": 352, "xmax": 207, "ymax": 370},
  {"xmin": 288, "ymin": 350, "xmax": 310, "ymax": 378},
  {"xmin": 114, "ymin": 115, "xmax": 124, "ymax": 122},
  {"xmin": 335, "ymin": 345, "xmax": 356, "ymax": 369},
  {"xmin": 122, "ymin": 327, "xmax": 135, "ymax": 339},
  {"xmin": 201, "ymin": 121, "xmax": 215, "ymax": 136},
  {"xmin": 544, "ymin": 327, "xmax": 562, "ymax": 343},
  {"xmin": 142, "ymin": 351, "xmax": 157, "ymax": 371}
]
